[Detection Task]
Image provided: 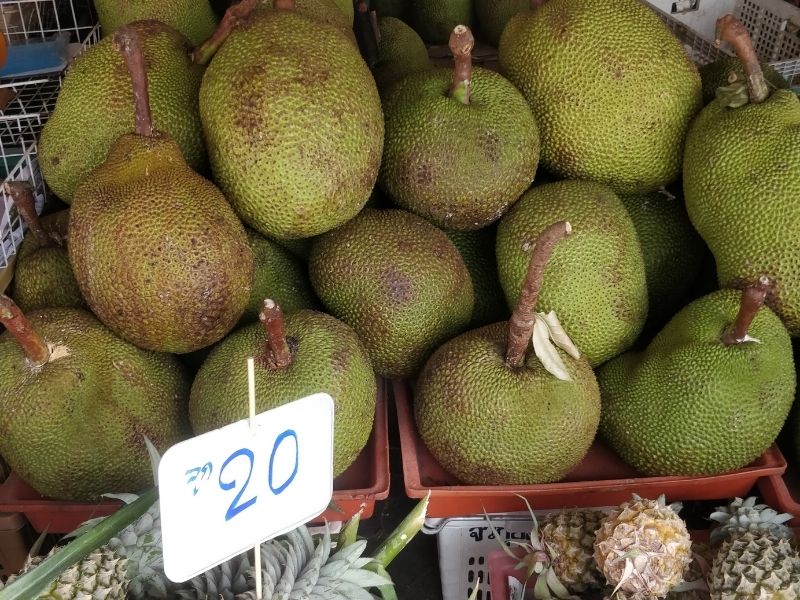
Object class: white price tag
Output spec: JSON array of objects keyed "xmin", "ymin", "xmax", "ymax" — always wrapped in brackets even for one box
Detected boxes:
[{"xmin": 158, "ymin": 393, "xmax": 335, "ymax": 583}]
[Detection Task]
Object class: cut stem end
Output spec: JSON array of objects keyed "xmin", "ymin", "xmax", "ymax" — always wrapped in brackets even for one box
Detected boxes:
[
  {"xmin": 714, "ymin": 14, "xmax": 769, "ymax": 104},
  {"xmin": 4, "ymin": 181, "xmax": 52, "ymax": 248},
  {"xmin": 259, "ymin": 299, "xmax": 293, "ymax": 369},
  {"xmin": 505, "ymin": 221, "xmax": 572, "ymax": 368},
  {"xmin": 0, "ymin": 295, "xmax": 50, "ymax": 366},
  {"xmin": 449, "ymin": 25, "xmax": 474, "ymax": 105},
  {"xmin": 113, "ymin": 27, "xmax": 154, "ymax": 137},
  {"xmin": 721, "ymin": 276, "xmax": 771, "ymax": 345},
  {"xmin": 190, "ymin": 0, "xmax": 258, "ymax": 66}
]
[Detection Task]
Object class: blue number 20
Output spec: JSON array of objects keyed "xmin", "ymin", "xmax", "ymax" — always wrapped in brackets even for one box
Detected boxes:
[
  {"xmin": 269, "ymin": 429, "xmax": 299, "ymax": 495},
  {"xmin": 218, "ymin": 448, "xmax": 257, "ymax": 521}
]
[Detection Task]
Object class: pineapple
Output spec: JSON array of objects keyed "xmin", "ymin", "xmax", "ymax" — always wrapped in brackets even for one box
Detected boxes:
[
  {"xmin": 0, "ymin": 546, "xmax": 128, "ymax": 600},
  {"xmin": 67, "ymin": 493, "xmax": 173, "ymax": 600},
  {"xmin": 666, "ymin": 542, "xmax": 712, "ymax": 599},
  {"xmin": 707, "ymin": 497, "xmax": 800, "ymax": 599},
  {"xmin": 541, "ymin": 509, "xmax": 606, "ymax": 592},
  {"xmin": 175, "ymin": 552, "xmax": 252, "ymax": 599},
  {"xmin": 594, "ymin": 494, "xmax": 692, "ymax": 599}
]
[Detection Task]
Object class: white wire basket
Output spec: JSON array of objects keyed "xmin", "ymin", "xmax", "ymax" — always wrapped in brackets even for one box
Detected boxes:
[{"xmin": 646, "ymin": 0, "xmax": 800, "ymax": 84}]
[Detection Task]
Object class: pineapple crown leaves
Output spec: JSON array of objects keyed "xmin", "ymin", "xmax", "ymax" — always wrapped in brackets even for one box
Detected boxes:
[
  {"xmin": 530, "ymin": 311, "xmax": 581, "ymax": 382},
  {"xmin": 482, "ymin": 495, "xmax": 579, "ymax": 600},
  {"xmin": 708, "ymin": 496, "xmax": 795, "ymax": 545}
]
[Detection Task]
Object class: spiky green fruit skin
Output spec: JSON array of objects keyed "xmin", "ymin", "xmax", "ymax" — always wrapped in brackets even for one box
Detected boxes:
[
  {"xmin": 444, "ymin": 226, "xmax": 509, "ymax": 327},
  {"xmin": 497, "ymin": 0, "xmax": 702, "ymax": 194},
  {"xmin": 599, "ymin": 289, "xmax": 796, "ymax": 476},
  {"xmin": 242, "ymin": 229, "xmax": 317, "ymax": 324},
  {"xmin": 0, "ymin": 546, "xmax": 129, "ymax": 600},
  {"xmin": 94, "ymin": 0, "xmax": 217, "ymax": 45},
  {"xmin": 0, "ymin": 308, "xmax": 191, "ymax": 501},
  {"xmin": 373, "ymin": 16, "xmax": 432, "ymax": 95},
  {"xmin": 620, "ymin": 192, "xmax": 706, "ymax": 329},
  {"xmin": 709, "ymin": 532, "xmax": 800, "ymax": 599},
  {"xmin": 69, "ymin": 134, "xmax": 254, "ymax": 354},
  {"xmin": 38, "ymin": 20, "xmax": 206, "ymax": 204},
  {"xmin": 199, "ymin": 10, "xmax": 383, "ymax": 240},
  {"xmin": 683, "ymin": 90, "xmax": 800, "ymax": 336},
  {"xmin": 258, "ymin": 0, "xmax": 356, "ymax": 40},
  {"xmin": 496, "ymin": 180, "xmax": 648, "ymax": 367},
  {"xmin": 380, "ymin": 66, "xmax": 539, "ymax": 230},
  {"xmin": 331, "ymin": 0, "xmax": 354, "ymax": 22},
  {"xmin": 10, "ymin": 210, "xmax": 85, "ymax": 312},
  {"xmin": 190, "ymin": 310, "xmax": 377, "ymax": 477},
  {"xmin": 409, "ymin": 0, "xmax": 472, "ymax": 44},
  {"xmin": 699, "ymin": 57, "xmax": 789, "ymax": 105},
  {"xmin": 414, "ymin": 321, "xmax": 600, "ymax": 485},
  {"xmin": 474, "ymin": 0, "xmax": 528, "ymax": 46},
  {"xmin": 309, "ymin": 208, "xmax": 474, "ymax": 378}
]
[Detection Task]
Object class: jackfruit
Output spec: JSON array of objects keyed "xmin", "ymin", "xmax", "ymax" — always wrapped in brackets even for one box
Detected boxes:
[
  {"xmin": 599, "ymin": 280, "xmax": 796, "ymax": 476},
  {"xmin": 699, "ymin": 56, "xmax": 789, "ymax": 105},
  {"xmin": 496, "ymin": 180, "xmax": 648, "ymax": 367},
  {"xmin": 474, "ymin": 0, "xmax": 527, "ymax": 46},
  {"xmin": 190, "ymin": 300, "xmax": 376, "ymax": 478},
  {"xmin": 0, "ymin": 297, "xmax": 190, "ymax": 501},
  {"xmin": 380, "ymin": 25, "xmax": 538, "ymax": 230},
  {"xmin": 259, "ymin": 0, "xmax": 356, "ymax": 40},
  {"xmin": 683, "ymin": 15, "xmax": 800, "ymax": 335},
  {"xmin": 415, "ymin": 221, "xmax": 601, "ymax": 485},
  {"xmin": 410, "ymin": 0, "xmax": 472, "ymax": 44},
  {"xmin": 94, "ymin": 0, "xmax": 218, "ymax": 45},
  {"xmin": 498, "ymin": 0, "xmax": 702, "ymax": 194},
  {"xmin": 69, "ymin": 27, "xmax": 254, "ymax": 354},
  {"xmin": 620, "ymin": 189, "xmax": 706, "ymax": 331},
  {"xmin": 4, "ymin": 182, "xmax": 84, "ymax": 312},
  {"xmin": 372, "ymin": 16, "xmax": 432, "ymax": 95},
  {"xmin": 309, "ymin": 208, "xmax": 474, "ymax": 378},
  {"xmin": 199, "ymin": 1, "xmax": 384, "ymax": 240},
  {"xmin": 38, "ymin": 20, "xmax": 206, "ymax": 204}
]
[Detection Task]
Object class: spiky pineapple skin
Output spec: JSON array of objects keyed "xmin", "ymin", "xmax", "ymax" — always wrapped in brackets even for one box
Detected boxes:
[
  {"xmin": 594, "ymin": 496, "xmax": 692, "ymax": 599},
  {"xmin": 541, "ymin": 509, "xmax": 606, "ymax": 592},
  {"xmin": 708, "ymin": 532, "xmax": 800, "ymax": 599},
  {"xmin": 667, "ymin": 542, "xmax": 712, "ymax": 600},
  {"xmin": 175, "ymin": 552, "xmax": 252, "ymax": 600},
  {"xmin": 0, "ymin": 546, "xmax": 128, "ymax": 600},
  {"xmin": 709, "ymin": 497, "xmax": 795, "ymax": 547}
]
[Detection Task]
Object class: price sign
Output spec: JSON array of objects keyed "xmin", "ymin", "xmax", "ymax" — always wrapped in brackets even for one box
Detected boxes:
[{"xmin": 158, "ymin": 392, "xmax": 335, "ymax": 583}]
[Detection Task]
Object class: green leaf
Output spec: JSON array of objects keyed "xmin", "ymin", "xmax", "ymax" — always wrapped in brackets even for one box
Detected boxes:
[
  {"xmin": 0, "ymin": 488, "xmax": 158, "ymax": 600},
  {"xmin": 370, "ymin": 491, "xmax": 429, "ymax": 569}
]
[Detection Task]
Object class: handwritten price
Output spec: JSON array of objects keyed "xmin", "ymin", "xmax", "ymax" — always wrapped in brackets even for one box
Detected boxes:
[{"xmin": 183, "ymin": 429, "xmax": 300, "ymax": 521}]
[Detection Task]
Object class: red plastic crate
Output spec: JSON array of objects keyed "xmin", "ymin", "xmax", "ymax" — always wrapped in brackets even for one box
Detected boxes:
[
  {"xmin": 0, "ymin": 380, "xmax": 391, "ymax": 533},
  {"xmin": 394, "ymin": 380, "xmax": 786, "ymax": 518},
  {"xmin": 758, "ymin": 464, "xmax": 800, "ymax": 527}
]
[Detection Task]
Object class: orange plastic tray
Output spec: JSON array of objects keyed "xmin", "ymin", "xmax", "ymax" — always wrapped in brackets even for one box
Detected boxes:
[
  {"xmin": 758, "ymin": 463, "xmax": 800, "ymax": 526},
  {"xmin": 0, "ymin": 380, "xmax": 391, "ymax": 533},
  {"xmin": 394, "ymin": 380, "xmax": 786, "ymax": 517}
]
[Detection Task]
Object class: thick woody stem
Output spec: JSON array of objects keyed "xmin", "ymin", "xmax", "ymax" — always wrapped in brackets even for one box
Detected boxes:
[
  {"xmin": 505, "ymin": 221, "xmax": 572, "ymax": 368},
  {"xmin": 715, "ymin": 14, "xmax": 769, "ymax": 104},
  {"xmin": 0, "ymin": 294, "xmax": 50, "ymax": 366},
  {"xmin": 114, "ymin": 27, "xmax": 154, "ymax": 137},
  {"xmin": 274, "ymin": 0, "xmax": 296, "ymax": 10},
  {"xmin": 4, "ymin": 181, "xmax": 52, "ymax": 247},
  {"xmin": 449, "ymin": 25, "xmax": 474, "ymax": 105},
  {"xmin": 190, "ymin": 0, "xmax": 258, "ymax": 66},
  {"xmin": 370, "ymin": 10, "xmax": 381, "ymax": 45},
  {"xmin": 355, "ymin": 0, "xmax": 378, "ymax": 66},
  {"xmin": 530, "ymin": 0, "xmax": 547, "ymax": 8},
  {"xmin": 721, "ymin": 276, "xmax": 771, "ymax": 345},
  {"xmin": 259, "ymin": 299, "xmax": 293, "ymax": 369}
]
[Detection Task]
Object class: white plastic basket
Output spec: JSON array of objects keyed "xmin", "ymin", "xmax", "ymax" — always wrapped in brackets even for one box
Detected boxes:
[
  {"xmin": 645, "ymin": 0, "xmax": 800, "ymax": 83},
  {"xmin": 424, "ymin": 514, "xmax": 536, "ymax": 600}
]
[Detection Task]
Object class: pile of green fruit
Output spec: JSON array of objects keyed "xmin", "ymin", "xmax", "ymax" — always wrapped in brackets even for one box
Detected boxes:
[{"xmin": 0, "ymin": 0, "xmax": 797, "ymax": 560}]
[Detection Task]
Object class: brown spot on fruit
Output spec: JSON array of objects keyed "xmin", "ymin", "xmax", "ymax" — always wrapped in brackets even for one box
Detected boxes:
[{"xmin": 381, "ymin": 266, "xmax": 413, "ymax": 304}]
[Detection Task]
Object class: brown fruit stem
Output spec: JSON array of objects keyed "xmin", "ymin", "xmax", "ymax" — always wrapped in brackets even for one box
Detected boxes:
[
  {"xmin": 714, "ymin": 14, "xmax": 769, "ymax": 104},
  {"xmin": 721, "ymin": 276, "xmax": 771, "ymax": 345},
  {"xmin": 530, "ymin": 0, "xmax": 547, "ymax": 8},
  {"xmin": 114, "ymin": 27, "xmax": 154, "ymax": 137},
  {"xmin": 259, "ymin": 299, "xmax": 293, "ymax": 369},
  {"xmin": 449, "ymin": 25, "xmax": 474, "ymax": 105},
  {"xmin": 370, "ymin": 9, "xmax": 381, "ymax": 45},
  {"xmin": 190, "ymin": 0, "xmax": 258, "ymax": 66},
  {"xmin": 0, "ymin": 294, "xmax": 50, "ymax": 366},
  {"xmin": 505, "ymin": 221, "xmax": 572, "ymax": 369},
  {"xmin": 4, "ymin": 181, "xmax": 52, "ymax": 248},
  {"xmin": 274, "ymin": 0, "xmax": 296, "ymax": 9}
]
